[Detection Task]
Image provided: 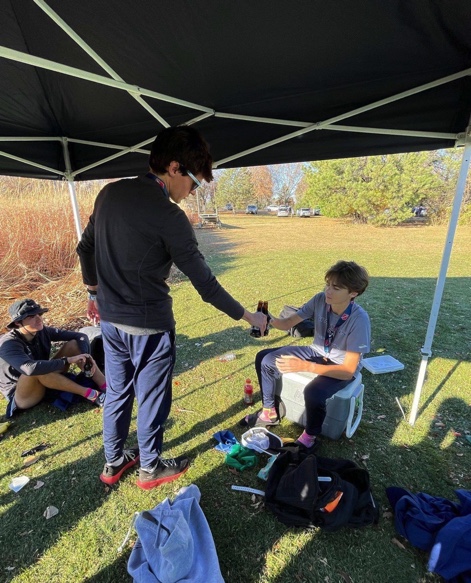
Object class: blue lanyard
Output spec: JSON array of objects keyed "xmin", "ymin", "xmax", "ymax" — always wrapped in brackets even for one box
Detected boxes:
[
  {"xmin": 324, "ymin": 300, "xmax": 353, "ymax": 354},
  {"xmin": 146, "ymin": 172, "xmax": 169, "ymax": 198}
]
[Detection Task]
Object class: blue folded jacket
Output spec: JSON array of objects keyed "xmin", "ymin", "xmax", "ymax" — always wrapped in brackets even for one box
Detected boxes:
[{"xmin": 213, "ymin": 429, "xmax": 238, "ymax": 454}]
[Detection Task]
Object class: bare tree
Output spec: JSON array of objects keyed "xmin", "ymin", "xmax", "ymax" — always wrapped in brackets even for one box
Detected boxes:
[{"xmin": 268, "ymin": 163, "xmax": 304, "ymax": 206}]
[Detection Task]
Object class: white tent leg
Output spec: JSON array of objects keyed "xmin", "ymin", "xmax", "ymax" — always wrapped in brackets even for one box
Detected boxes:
[
  {"xmin": 409, "ymin": 130, "xmax": 471, "ymax": 425},
  {"xmin": 67, "ymin": 178, "xmax": 82, "ymax": 240},
  {"xmin": 61, "ymin": 137, "xmax": 82, "ymax": 240}
]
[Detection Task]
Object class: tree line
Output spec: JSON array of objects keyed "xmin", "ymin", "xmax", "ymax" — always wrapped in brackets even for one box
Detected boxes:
[{"xmin": 189, "ymin": 149, "xmax": 470, "ymax": 225}]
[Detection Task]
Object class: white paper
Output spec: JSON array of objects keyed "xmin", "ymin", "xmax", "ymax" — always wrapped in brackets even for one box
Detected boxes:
[{"xmin": 9, "ymin": 476, "xmax": 30, "ymax": 492}]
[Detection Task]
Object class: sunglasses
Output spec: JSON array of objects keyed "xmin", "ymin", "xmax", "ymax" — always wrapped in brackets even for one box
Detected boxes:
[{"xmin": 179, "ymin": 164, "xmax": 202, "ymax": 191}]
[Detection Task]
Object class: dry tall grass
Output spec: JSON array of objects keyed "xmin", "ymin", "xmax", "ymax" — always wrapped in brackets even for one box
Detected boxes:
[
  {"xmin": 0, "ymin": 177, "xmax": 106, "ymax": 328},
  {"xmin": 0, "ymin": 177, "xmax": 199, "ymax": 330}
]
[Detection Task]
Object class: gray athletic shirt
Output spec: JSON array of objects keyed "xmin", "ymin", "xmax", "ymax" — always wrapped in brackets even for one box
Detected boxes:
[{"xmin": 296, "ymin": 292, "xmax": 371, "ymax": 373}]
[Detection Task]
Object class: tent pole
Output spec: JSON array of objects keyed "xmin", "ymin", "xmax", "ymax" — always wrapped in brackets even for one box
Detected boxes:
[
  {"xmin": 61, "ymin": 137, "xmax": 82, "ymax": 240},
  {"xmin": 66, "ymin": 178, "xmax": 82, "ymax": 241},
  {"xmin": 409, "ymin": 124, "xmax": 471, "ymax": 426}
]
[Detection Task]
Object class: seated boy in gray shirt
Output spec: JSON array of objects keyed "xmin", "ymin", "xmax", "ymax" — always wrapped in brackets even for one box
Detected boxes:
[{"xmin": 241, "ymin": 260, "xmax": 370, "ymax": 448}]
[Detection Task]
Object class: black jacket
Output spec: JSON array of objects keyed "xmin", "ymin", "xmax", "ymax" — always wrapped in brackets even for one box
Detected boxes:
[
  {"xmin": 77, "ymin": 175, "xmax": 244, "ymax": 329},
  {"xmin": 0, "ymin": 327, "xmax": 90, "ymax": 399}
]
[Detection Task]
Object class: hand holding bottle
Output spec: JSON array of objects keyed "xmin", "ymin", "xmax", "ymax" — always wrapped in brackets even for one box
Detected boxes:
[{"xmin": 246, "ymin": 309, "xmax": 267, "ymax": 337}]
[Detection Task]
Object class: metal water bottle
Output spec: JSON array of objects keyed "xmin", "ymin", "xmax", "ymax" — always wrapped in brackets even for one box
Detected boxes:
[{"xmin": 244, "ymin": 379, "xmax": 254, "ymax": 405}]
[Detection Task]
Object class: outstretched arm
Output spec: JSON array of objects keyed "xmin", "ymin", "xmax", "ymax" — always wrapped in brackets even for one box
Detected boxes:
[{"xmin": 269, "ymin": 312, "xmax": 304, "ymax": 331}]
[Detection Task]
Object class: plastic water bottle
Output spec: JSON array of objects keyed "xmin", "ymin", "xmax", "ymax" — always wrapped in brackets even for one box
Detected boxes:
[
  {"xmin": 244, "ymin": 379, "xmax": 254, "ymax": 405},
  {"xmin": 218, "ymin": 353, "xmax": 236, "ymax": 362}
]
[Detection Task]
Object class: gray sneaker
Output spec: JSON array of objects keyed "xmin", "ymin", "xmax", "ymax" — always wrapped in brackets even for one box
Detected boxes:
[{"xmin": 136, "ymin": 455, "xmax": 190, "ymax": 490}]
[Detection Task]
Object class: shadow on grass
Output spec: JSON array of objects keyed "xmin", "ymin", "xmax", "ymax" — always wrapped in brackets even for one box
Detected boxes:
[
  {"xmin": 417, "ymin": 359, "xmax": 463, "ymax": 418},
  {"xmin": 80, "ymin": 396, "xmax": 471, "ymax": 583},
  {"xmin": 217, "ymin": 222, "xmax": 243, "ymax": 230},
  {"xmin": 2, "ymin": 262, "xmax": 470, "ymax": 581},
  {"xmin": 0, "ymin": 397, "xmax": 101, "ymax": 438},
  {"xmin": 3, "ymin": 363, "xmax": 468, "ymax": 582},
  {"xmin": 0, "ymin": 441, "xmax": 112, "ymax": 580},
  {"xmin": 0, "ymin": 421, "xmax": 102, "ymax": 483}
]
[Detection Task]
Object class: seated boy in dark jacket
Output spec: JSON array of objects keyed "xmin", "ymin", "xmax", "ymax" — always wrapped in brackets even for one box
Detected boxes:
[{"xmin": 0, "ymin": 299, "xmax": 106, "ymax": 418}]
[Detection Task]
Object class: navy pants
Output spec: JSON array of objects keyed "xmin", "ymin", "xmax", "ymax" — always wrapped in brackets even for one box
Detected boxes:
[
  {"xmin": 255, "ymin": 346, "xmax": 352, "ymax": 435},
  {"xmin": 101, "ymin": 321, "xmax": 175, "ymax": 469}
]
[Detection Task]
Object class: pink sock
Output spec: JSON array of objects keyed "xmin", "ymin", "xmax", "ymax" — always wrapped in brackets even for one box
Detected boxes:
[
  {"xmin": 84, "ymin": 388, "xmax": 98, "ymax": 402},
  {"xmin": 297, "ymin": 431, "xmax": 317, "ymax": 448},
  {"xmin": 259, "ymin": 407, "xmax": 277, "ymax": 422},
  {"xmin": 99, "ymin": 382, "xmax": 107, "ymax": 392}
]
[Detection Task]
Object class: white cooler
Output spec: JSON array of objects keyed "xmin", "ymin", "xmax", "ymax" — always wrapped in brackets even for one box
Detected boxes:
[{"xmin": 275, "ymin": 372, "xmax": 364, "ymax": 440}]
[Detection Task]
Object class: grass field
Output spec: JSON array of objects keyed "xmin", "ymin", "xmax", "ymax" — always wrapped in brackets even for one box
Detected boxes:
[{"xmin": 1, "ymin": 210, "xmax": 470, "ymax": 583}]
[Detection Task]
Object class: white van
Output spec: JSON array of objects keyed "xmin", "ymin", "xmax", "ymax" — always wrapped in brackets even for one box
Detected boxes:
[{"xmin": 277, "ymin": 206, "xmax": 291, "ymax": 217}]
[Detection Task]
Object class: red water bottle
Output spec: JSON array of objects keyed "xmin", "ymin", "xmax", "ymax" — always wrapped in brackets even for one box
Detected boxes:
[{"xmin": 244, "ymin": 379, "xmax": 254, "ymax": 405}]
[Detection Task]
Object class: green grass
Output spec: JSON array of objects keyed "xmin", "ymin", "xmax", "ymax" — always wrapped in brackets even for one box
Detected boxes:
[{"xmin": 1, "ymin": 214, "xmax": 470, "ymax": 583}]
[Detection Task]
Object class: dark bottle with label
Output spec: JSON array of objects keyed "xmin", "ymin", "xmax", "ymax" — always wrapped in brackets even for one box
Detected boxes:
[
  {"xmin": 84, "ymin": 356, "xmax": 93, "ymax": 378},
  {"xmin": 250, "ymin": 300, "xmax": 263, "ymax": 337},
  {"xmin": 262, "ymin": 301, "xmax": 270, "ymax": 336}
]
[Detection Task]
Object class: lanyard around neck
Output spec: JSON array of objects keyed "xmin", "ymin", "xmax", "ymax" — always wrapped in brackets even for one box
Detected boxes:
[
  {"xmin": 146, "ymin": 172, "xmax": 169, "ymax": 198},
  {"xmin": 324, "ymin": 300, "xmax": 354, "ymax": 354}
]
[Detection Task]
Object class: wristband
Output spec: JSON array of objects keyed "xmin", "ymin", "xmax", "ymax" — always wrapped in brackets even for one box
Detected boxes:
[
  {"xmin": 61, "ymin": 356, "xmax": 68, "ymax": 367},
  {"xmin": 86, "ymin": 288, "xmax": 97, "ymax": 300}
]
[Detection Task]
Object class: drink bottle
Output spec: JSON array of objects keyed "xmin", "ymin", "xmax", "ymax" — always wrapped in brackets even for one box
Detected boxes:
[
  {"xmin": 84, "ymin": 356, "xmax": 93, "ymax": 378},
  {"xmin": 244, "ymin": 379, "xmax": 254, "ymax": 405},
  {"xmin": 250, "ymin": 300, "xmax": 263, "ymax": 337},
  {"xmin": 262, "ymin": 301, "xmax": 270, "ymax": 336},
  {"xmin": 218, "ymin": 352, "xmax": 236, "ymax": 362}
]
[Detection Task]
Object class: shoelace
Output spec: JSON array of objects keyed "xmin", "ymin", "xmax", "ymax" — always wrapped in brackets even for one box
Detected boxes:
[{"xmin": 159, "ymin": 458, "xmax": 178, "ymax": 468}]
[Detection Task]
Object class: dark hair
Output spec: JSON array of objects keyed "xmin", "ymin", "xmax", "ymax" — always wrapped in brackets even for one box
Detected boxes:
[
  {"xmin": 149, "ymin": 125, "xmax": 213, "ymax": 181},
  {"xmin": 325, "ymin": 260, "xmax": 369, "ymax": 296}
]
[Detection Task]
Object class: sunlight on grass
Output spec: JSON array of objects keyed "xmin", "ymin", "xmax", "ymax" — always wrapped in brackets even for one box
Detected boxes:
[{"xmin": 1, "ymin": 208, "xmax": 469, "ymax": 583}]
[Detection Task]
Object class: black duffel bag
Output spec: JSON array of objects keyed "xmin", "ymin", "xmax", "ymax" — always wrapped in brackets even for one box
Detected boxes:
[{"xmin": 264, "ymin": 445, "xmax": 379, "ymax": 531}]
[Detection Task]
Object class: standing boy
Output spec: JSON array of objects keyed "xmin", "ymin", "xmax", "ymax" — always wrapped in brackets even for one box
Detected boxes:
[{"xmin": 77, "ymin": 125, "xmax": 266, "ymax": 489}]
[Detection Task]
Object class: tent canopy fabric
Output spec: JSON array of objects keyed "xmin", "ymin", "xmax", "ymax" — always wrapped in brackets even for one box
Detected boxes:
[
  {"xmin": 1, "ymin": 0, "xmax": 471, "ymax": 426},
  {"xmin": 0, "ymin": 0, "xmax": 470, "ymax": 181}
]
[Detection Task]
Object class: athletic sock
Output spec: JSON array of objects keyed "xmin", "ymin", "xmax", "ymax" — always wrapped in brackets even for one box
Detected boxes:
[
  {"xmin": 107, "ymin": 456, "xmax": 124, "ymax": 467},
  {"xmin": 259, "ymin": 407, "xmax": 277, "ymax": 422},
  {"xmin": 297, "ymin": 430, "xmax": 317, "ymax": 448},
  {"xmin": 99, "ymin": 382, "xmax": 107, "ymax": 392},
  {"xmin": 84, "ymin": 388, "xmax": 100, "ymax": 402}
]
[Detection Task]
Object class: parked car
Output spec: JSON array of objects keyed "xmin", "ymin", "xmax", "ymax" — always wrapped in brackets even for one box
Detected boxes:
[
  {"xmin": 224, "ymin": 203, "xmax": 233, "ymax": 211},
  {"xmin": 266, "ymin": 204, "xmax": 279, "ymax": 212},
  {"xmin": 277, "ymin": 206, "xmax": 291, "ymax": 217},
  {"xmin": 413, "ymin": 205, "xmax": 427, "ymax": 217},
  {"xmin": 246, "ymin": 204, "xmax": 258, "ymax": 214},
  {"xmin": 297, "ymin": 208, "xmax": 311, "ymax": 217},
  {"xmin": 312, "ymin": 207, "xmax": 321, "ymax": 216}
]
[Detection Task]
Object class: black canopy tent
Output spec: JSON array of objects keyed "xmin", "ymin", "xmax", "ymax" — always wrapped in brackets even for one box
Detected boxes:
[{"xmin": 0, "ymin": 0, "xmax": 470, "ymax": 424}]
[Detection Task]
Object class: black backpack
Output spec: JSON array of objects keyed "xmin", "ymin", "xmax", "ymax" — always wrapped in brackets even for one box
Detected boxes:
[
  {"xmin": 90, "ymin": 335, "xmax": 105, "ymax": 373},
  {"xmin": 278, "ymin": 305, "xmax": 314, "ymax": 338},
  {"xmin": 264, "ymin": 445, "xmax": 379, "ymax": 531}
]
